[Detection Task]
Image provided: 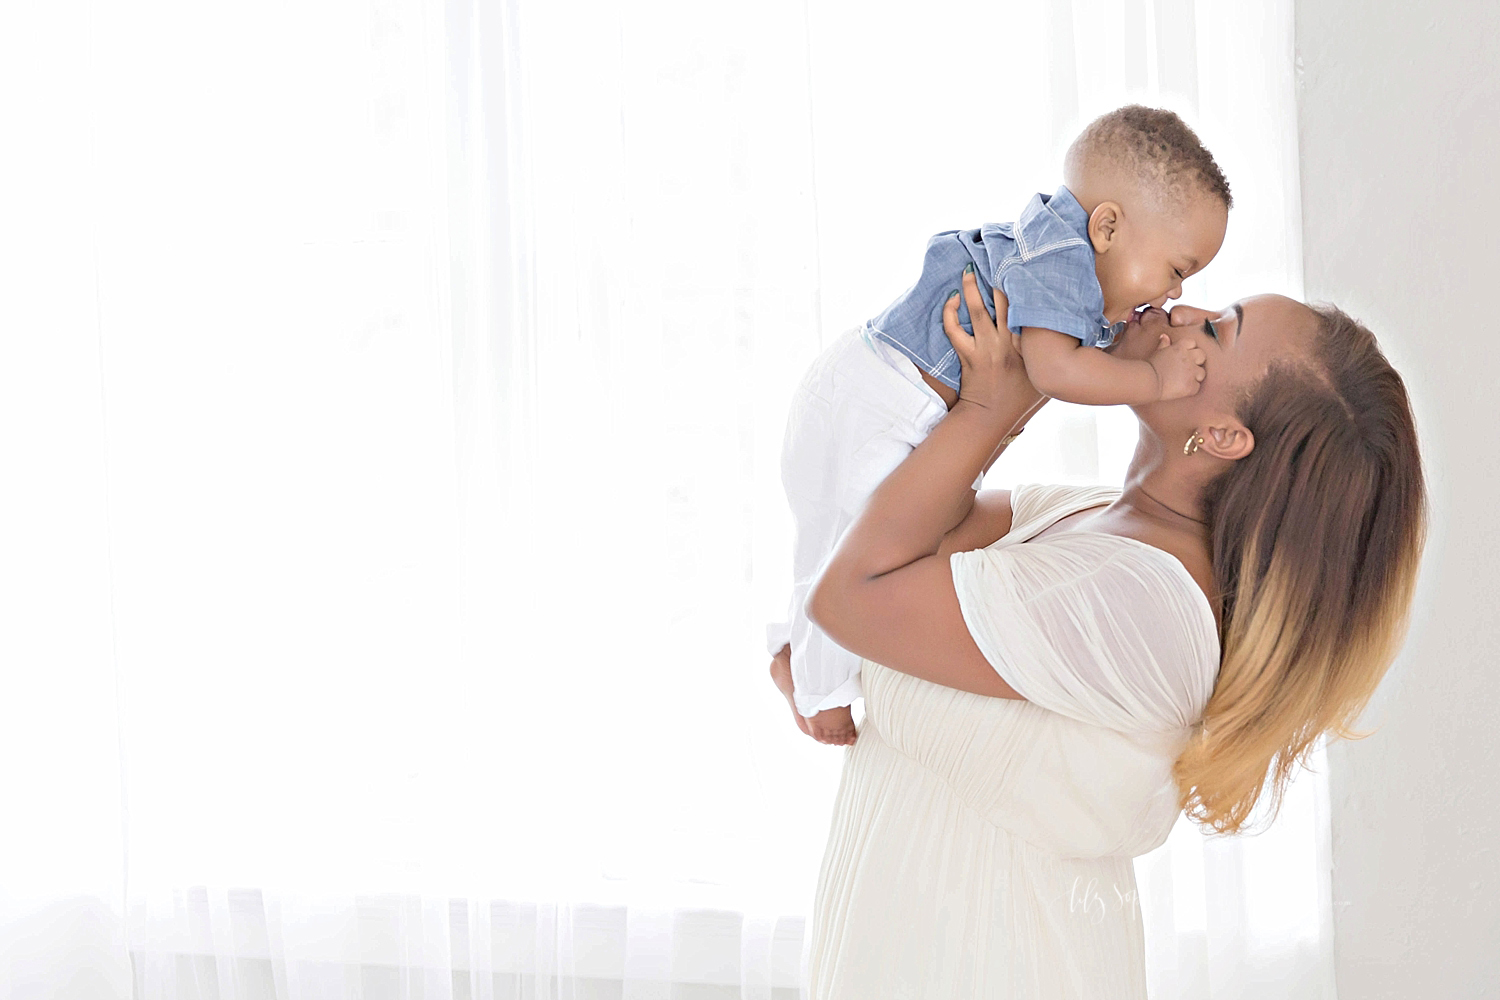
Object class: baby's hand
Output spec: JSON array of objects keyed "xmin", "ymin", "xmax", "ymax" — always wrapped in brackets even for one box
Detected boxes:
[
  {"xmin": 807, "ymin": 704, "xmax": 857, "ymax": 746},
  {"xmin": 1147, "ymin": 333, "xmax": 1206, "ymax": 400}
]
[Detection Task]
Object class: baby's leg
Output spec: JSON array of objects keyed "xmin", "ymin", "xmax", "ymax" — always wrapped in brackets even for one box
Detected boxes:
[
  {"xmin": 771, "ymin": 332, "xmax": 888, "ymax": 741},
  {"xmin": 779, "ymin": 331, "xmax": 955, "ymax": 738},
  {"xmin": 779, "ymin": 395, "xmax": 864, "ymax": 741}
]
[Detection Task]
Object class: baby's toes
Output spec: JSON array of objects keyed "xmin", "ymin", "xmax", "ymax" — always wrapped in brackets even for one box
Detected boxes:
[{"xmin": 815, "ymin": 724, "xmax": 853, "ymax": 746}]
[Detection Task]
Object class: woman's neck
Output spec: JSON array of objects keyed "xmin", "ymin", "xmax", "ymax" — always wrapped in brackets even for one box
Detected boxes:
[
  {"xmin": 1087, "ymin": 451, "xmax": 1218, "ymax": 615},
  {"xmin": 1078, "ymin": 434, "xmax": 1217, "ymax": 583},
  {"xmin": 1119, "ymin": 478, "xmax": 1210, "ymax": 532},
  {"xmin": 1115, "ymin": 428, "xmax": 1211, "ymax": 528}
]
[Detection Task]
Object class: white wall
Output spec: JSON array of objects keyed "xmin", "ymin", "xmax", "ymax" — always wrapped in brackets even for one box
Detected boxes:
[{"xmin": 1294, "ymin": 1, "xmax": 1500, "ymax": 995}]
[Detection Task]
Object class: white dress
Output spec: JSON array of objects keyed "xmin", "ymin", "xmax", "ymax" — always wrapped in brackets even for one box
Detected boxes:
[{"xmin": 806, "ymin": 483, "xmax": 1221, "ymax": 1000}]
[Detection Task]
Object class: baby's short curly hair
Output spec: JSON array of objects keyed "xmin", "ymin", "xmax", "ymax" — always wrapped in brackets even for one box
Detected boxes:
[{"xmin": 1066, "ymin": 105, "xmax": 1233, "ymax": 210}]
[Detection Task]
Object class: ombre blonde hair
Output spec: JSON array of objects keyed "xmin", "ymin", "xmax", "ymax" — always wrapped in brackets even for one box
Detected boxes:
[{"xmin": 1174, "ymin": 304, "xmax": 1427, "ymax": 835}]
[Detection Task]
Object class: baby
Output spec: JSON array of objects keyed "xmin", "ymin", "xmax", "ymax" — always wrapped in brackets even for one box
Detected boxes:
[{"xmin": 768, "ymin": 105, "xmax": 1232, "ymax": 745}]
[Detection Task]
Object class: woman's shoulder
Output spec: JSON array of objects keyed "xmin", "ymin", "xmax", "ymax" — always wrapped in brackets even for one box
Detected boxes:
[
  {"xmin": 1030, "ymin": 530, "xmax": 1213, "ymax": 611},
  {"xmin": 1008, "ymin": 485, "xmax": 1210, "ymax": 594},
  {"xmin": 951, "ymin": 516, "xmax": 1221, "ymax": 732},
  {"xmin": 973, "ymin": 493, "xmax": 1218, "ymax": 642},
  {"xmin": 1007, "ymin": 482, "xmax": 1121, "ymax": 539}
]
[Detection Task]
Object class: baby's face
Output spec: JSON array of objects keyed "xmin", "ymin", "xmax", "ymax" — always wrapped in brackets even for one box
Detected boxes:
[{"xmin": 1094, "ymin": 195, "xmax": 1228, "ymax": 325}]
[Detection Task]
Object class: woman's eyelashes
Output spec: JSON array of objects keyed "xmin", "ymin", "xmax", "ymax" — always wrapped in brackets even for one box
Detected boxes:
[{"xmin": 1202, "ymin": 319, "xmax": 1219, "ymax": 340}]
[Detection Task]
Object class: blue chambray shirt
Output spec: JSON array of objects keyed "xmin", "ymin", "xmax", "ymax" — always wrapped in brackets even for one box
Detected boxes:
[{"xmin": 867, "ymin": 185, "xmax": 1124, "ymax": 391}]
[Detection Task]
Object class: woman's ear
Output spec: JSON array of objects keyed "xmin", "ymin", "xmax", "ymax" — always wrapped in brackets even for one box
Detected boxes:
[
  {"xmin": 1200, "ymin": 420, "xmax": 1254, "ymax": 462},
  {"xmin": 1088, "ymin": 202, "xmax": 1122, "ymax": 254}
]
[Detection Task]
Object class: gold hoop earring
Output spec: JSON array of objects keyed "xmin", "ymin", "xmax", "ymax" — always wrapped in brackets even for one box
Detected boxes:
[{"xmin": 1183, "ymin": 432, "xmax": 1204, "ymax": 456}]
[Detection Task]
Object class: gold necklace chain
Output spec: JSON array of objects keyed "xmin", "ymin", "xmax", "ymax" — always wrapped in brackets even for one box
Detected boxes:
[{"xmin": 1136, "ymin": 485, "xmax": 1209, "ymax": 527}]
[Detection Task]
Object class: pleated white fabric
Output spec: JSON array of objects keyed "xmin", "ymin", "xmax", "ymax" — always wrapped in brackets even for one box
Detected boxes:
[{"xmin": 806, "ymin": 484, "xmax": 1221, "ymax": 999}]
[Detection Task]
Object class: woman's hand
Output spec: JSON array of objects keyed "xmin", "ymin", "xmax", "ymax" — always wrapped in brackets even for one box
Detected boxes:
[{"xmin": 941, "ymin": 265, "xmax": 1043, "ymax": 420}]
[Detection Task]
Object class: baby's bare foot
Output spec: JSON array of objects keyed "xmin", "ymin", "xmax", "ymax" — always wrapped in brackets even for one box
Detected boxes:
[
  {"xmin": 769, "ymin": 645, "xmax": 813, "ymax": 739},
  {"xmin": 807, "ymin": 704, "xmax": 857, "ymax": 746}
]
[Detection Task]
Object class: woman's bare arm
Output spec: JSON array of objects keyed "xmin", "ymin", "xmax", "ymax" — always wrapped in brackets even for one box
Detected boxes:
[
  {"xmin": 806, "ymin": 268, "xmax": 1046, "ymax": 698},
  {"xmin": 937, "ymin": 489, "xmax": 1018, "ymax": 559}
]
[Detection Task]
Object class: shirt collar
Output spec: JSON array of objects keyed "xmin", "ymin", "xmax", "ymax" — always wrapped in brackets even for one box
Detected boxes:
[
  {"xmin": 1012, "ymin": 184, "xmax": 1093, "ymax": 254},
  {"xmin": 1041, "ymin": 185, "xmax": 1091, "ymax": 241}
]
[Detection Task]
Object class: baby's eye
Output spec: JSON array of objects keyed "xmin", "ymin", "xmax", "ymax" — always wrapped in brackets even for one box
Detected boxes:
[{"xmin": 1174, "ymin": 268, "xmax": 1186, "ymax": 280}]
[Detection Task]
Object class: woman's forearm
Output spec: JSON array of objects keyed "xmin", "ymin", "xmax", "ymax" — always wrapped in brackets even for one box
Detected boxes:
[{"xmin": 982, "ymin": 393, "xmax": 1049, "ymax": 472}]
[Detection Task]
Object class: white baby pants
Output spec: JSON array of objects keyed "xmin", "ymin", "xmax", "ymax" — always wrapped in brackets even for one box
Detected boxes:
[{"xmin": 767, "ymin": 324, "xmax": 974, "ymax": 718}]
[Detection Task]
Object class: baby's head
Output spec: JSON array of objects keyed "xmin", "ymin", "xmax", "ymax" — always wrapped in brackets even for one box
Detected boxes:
[{"xmin": 1064, "ymin": 106, "xmax": 1232, "ymax": 325}]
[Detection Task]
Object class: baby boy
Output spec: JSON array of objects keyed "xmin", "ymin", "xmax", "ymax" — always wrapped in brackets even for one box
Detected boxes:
[{"xmin": 768, "ymin": 105, "xmax": 1232, "ymax": 744}]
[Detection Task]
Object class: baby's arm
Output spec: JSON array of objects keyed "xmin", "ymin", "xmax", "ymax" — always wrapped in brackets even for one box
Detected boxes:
[{"xmin": 1018, "ymin": 326, "xmax": 1203, "ymax": 405}]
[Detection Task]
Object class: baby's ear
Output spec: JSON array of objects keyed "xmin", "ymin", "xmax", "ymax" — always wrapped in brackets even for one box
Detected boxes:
[{"xmin": 1088, "ymin": 202, "xmax": 1121, "ymax": 253}]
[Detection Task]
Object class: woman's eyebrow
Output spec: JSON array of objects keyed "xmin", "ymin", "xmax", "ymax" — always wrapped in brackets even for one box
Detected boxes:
[{"xmin": 1233, "ymin": 302, "xmax": 1245, "ymax": 338}]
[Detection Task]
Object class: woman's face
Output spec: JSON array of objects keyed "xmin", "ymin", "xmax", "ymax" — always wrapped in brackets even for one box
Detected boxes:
[{"xmin": 1111, "ymin": 293, "xmax": 1321, "ymax": 437}]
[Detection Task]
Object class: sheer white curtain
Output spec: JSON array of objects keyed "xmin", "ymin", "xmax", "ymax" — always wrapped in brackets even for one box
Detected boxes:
[{"xmin": 0, "ymin": 0, "xmax": 1329, "ymax": 997}]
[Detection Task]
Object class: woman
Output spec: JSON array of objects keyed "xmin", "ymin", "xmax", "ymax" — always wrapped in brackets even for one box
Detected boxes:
[{"xmin": 786, "ymin": 269, "xmax": 1426, "ymax": 997}]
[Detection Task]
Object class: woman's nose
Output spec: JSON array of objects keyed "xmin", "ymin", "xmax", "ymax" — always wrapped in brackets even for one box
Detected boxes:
[{"xmin": 1167, "ymin": 304, "xmax": 1212, "ymax": 326}]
